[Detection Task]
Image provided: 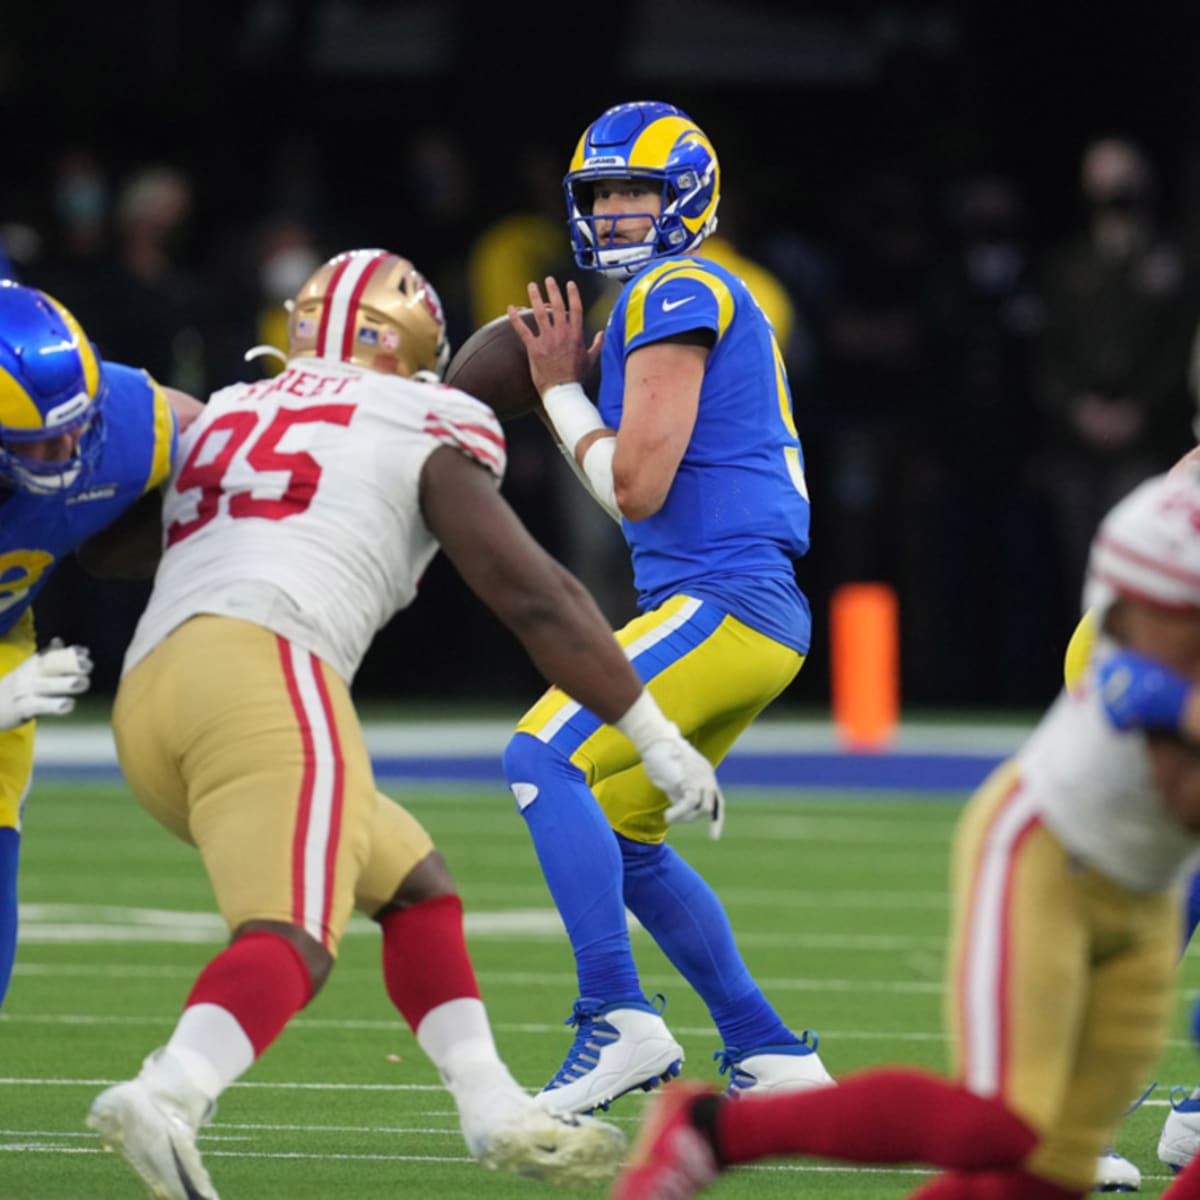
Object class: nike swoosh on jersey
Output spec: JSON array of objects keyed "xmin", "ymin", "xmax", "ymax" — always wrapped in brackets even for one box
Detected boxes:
[{"xmin": 661, "ymin": 296, "xmax": 697, "ymax": 312}]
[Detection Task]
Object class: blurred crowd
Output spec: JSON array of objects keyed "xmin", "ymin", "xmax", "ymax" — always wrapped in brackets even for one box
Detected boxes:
[{"xmin": 7, "ymin": 131, "xmax": 1200, "ymax": 711}]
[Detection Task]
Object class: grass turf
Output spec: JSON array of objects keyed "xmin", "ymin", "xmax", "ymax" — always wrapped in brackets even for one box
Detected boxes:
[{"xmin": 2, "ymin": 779, "xmax": 1196, "ymax": 1198}]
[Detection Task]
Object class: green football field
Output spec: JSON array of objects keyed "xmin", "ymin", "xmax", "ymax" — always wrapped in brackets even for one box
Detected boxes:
[{"xmin": 3, "ymin": 778, "xmax": 1198, "ymax": 1199}]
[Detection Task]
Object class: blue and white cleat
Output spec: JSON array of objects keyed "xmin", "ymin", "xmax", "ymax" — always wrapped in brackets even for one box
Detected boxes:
[
  {"xmin": 715, "ymin": 1030, "xmax": 835, "ymax": 1096},
  {"xmin": 537, "ymin": 994, "xmax": 684, "ymax": 1116},
  {"xmin": 1159, "ymin": 1086, "xmax": 1200, "ymax": 1174},
  {"xmin": 1094, "ymin": 1148, "xmax": 1141, "ymax": 1192}
]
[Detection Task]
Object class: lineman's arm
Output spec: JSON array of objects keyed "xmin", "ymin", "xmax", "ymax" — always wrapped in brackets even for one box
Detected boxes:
[
  {"xmin": 1096, "ymin": 650, "xmax": 1200, "ymax": 828},
  {"xmin": 419, "ymin": 446, "xmax": 724, "ymax": 836},
  {"xmin": 76, "ymin": 387, "xmax": 202, "ymax": 579},
  {"xmin": 165, "ymin": 387, "xmax": 204, "ymax": 433}
]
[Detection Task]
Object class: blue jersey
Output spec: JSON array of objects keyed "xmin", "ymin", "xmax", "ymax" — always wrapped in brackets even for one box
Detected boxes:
[
  {"xmin": 0, "ymin": 363, "xmax": 176, "ymax": 637},
  {"xmin": 599, "ymin": 256, "xmax": 812, "ymax": 653}
]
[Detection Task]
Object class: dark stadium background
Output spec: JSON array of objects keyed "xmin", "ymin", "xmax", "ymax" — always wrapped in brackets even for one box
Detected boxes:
[{"xmin": 4, "ymin": 1, "xmax": 1200, "ymax": 713}]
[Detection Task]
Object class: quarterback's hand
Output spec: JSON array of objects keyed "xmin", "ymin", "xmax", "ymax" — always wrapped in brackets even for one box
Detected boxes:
[
  {"xmin": 0, "ymin": 640, "xmax": 93, "ymax": 731},
  {"xmin": 642, "ymin": 736, "xmax": 725, "ymax": 840},
  {"xmin": 1097, "ymin": 649, "xmax": 1190, "ymax": 734}
]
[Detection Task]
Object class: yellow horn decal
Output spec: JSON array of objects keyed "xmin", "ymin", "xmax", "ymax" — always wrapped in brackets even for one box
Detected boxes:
[
  {"xmin": 45, "ymin": 295, "xmax": 100, "ymax": 398},
  {"xmin": 0, "ymin": 364, "xmax": 43, "ymax": 430}
]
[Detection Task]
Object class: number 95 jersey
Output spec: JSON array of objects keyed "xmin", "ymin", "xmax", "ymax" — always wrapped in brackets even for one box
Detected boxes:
[{"xmin": 122, "ymin": 360, "xmax": 506, "ymax": 684}]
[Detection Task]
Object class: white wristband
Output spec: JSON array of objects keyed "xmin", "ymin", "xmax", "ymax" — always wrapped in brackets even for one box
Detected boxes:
[
  {"xmin": 580, "ymin": 435, "xmax": 619, "ymax": 519},
  {"xmin": 614, "ymin": 689, "xmax": 679, "ymax": 754},
  {"xmin": 542, "ymin": 382, "xmax": 606, "ymax": 454}
]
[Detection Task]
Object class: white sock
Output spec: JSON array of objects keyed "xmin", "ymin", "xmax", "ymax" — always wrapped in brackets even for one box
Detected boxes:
[
  {"xmin": 416, "ymin": 998, "xmax": 502, "ymax": 1079},
  {"xmin": 161, "ymin": 1002, "xmax": 256, "ymax": 1101}
]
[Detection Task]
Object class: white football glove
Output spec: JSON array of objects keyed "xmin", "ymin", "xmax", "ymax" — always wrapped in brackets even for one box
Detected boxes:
[
  {"xmin": 642, "ymin": 735, "xmax": 725, "ymax": 840},
  {"xmin": 0, "ymin": 639, "xmax": 93, "ymax": 731}
]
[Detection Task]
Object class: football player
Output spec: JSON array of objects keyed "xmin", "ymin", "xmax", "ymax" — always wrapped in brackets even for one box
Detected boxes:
[
  {"xmin": 1064, "ymin": 442, "xmax": 1200, "ymax": 1190},
  {"xmin": 84, "ymin": 248, "xmax": 723, "ymax": 1200},
  {"xmin": 0, "ymin": 281, "xmax": 200, "ymax": 1008},
  {"xmin": 611, "ymin": 465, "xmax": 1200, "ymax": 1200},
  {"xmin": 502, "ymin": 100, "xmax": 831, "ymax": 1115}
]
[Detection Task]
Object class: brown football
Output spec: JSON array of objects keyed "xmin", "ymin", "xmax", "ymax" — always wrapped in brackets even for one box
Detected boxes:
[{"xmin": 444, "ymin": 309, "xmax": 541, "ymax": 423}]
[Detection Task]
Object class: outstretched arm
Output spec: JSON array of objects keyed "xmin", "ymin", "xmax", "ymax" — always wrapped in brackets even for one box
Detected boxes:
[{"xmin": 1096, "ymin": 650, "xmax": 1200, "ymax": 828}]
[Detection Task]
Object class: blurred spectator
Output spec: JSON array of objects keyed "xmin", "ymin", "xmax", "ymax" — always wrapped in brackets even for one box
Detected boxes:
[
  {"xmin": 813, "ymin": 164, "xmax": 936, "ymax": 694},
  {"xmin": 31, "ymin": 164, "xmax": 212, "ymax": 692},
  {"xmin": 700, "ymin": 193, "xmax": 799, "ymax": 357},
  {"xmin": 32, "ymin": 149, "xmax": 112, "ymax": 300},
  {"xmin": 400, "ymin": 129, "xmax": 477, "ymax": 350},
  {"xmin": 52, "ymin": 150, "xmax": 109, "ymax": 263},
  {"xmin": 250, "ymin": 217, "xmax": 323, "ymax": 375},
  {"xmin": 467, "ymin": 145, "xmax": 578, "ymax": 328},
  {"xmin": 919, "ymin": 173, "xmax": 1057, "ymax": 703},
  {"xmin": 1034, "ymin": 137, "xmax": 1200, "ymax": 639}
]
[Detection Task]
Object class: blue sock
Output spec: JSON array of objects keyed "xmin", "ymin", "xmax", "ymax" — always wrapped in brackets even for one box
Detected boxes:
[
  {"xmin": 1184, "ymin": 867, "xmax": 1200, "ymax": 955},
  {"xmin": 503, "ymin": 733, "xmax": 643, "ymax": 1003},
  {"xmin": 0, "ymin": 826, "xmax": 19, "ymax": 1008},
  {"xmin": 617, "ymin": 833, "xmax": 795, "ymax": 1051}
]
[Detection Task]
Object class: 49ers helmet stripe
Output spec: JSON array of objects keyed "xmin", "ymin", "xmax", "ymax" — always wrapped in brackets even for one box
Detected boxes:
[
  {"xmin": 316, "ymin": 250, "xmax": 388, "ymax": 361},
  {"xmin": 290, "ymin": 249, "xmax": 449, "ymax": 380}
]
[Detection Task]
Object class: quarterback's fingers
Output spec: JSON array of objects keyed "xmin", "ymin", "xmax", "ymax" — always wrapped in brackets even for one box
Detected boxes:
[
  {"xmin": 31, "ymin": 696, "xmax": 75, "ymax": 718},
  {"xmin": 507, "ymin": 304, "xmax": 536, "ymax": 346},
  {"xmin": 527, "ymin": 281, "xmax": 554, "ymax": 330},
  {"xmin": 564, "ymin": 279, "xmax": 584, "ymax": 328},
  {"xmin": 543, "ymin": 276, "xmax": 567, "ymax": 314}
]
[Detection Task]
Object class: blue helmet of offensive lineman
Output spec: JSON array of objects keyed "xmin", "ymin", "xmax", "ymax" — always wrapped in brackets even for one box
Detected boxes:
[{"xmin": 0, "ymin": 281, "xmax": 107, "ymax": 495}]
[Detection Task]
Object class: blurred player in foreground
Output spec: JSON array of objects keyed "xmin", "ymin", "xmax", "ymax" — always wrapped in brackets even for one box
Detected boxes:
[
  {"xmin": 503, "ymin": 99, "xmax": 831, "ymax": 1117},
  {"xmin": 1064, "ymin": 441, "xmax": 1200, "ymax": 1191},
  {"xmin": 611, "ymin": 465, "xmax": 1200, "ymax": 1200},
  {"xmin": 85, "ymin": 248, "xmax": 723, "ymax": 1200},
  {"xmin": 0, "ymin": 281, "xmax": 199, "ymax": 1008}
]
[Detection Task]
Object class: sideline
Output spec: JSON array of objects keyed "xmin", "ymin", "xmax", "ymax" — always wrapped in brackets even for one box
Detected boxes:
[{"xmin": 33, "ymin": 718, "xmax": 1031, "ymax": 791}]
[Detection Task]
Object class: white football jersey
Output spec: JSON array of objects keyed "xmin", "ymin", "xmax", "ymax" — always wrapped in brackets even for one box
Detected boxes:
[
  {"xmin": 123, "ymin": 358, "xmax": 506, "ymax": 683},
  {"xmin": 1019, "ymin": 643, "xmax": 1200, "ymax": 893}
]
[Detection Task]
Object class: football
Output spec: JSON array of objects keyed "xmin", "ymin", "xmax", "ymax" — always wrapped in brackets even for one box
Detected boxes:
[{"xmin": 444, "ymin": 309, "xmax": 541, "ymax": 423}]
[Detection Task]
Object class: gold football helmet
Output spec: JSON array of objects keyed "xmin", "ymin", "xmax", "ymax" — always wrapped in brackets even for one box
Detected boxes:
[{"xmin": 287, "ymin": 248, "xmax": 450, "ymax": 378}]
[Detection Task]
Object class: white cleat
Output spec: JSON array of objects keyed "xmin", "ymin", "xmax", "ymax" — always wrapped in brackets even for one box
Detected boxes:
[
  {"xmin": 481, "ymin": 1106, "xmax": 627, "ymax": 1186},
  {"xmin": 1159, "ymin": 1087, "xmax": 1200, "ymax": 1173},
  {"xmin": 86, "ymin": 1050, "xmax": 218, "ymax": 1200},
  {"xmin": 448, "ymin": 1058, "xmax": 626, "ymax": 1185},
  {"xmin": 1094, "ymin": 1148, "xmax": 1141, "ymax": 1192},
  {"xmin": 716, "ymin": 1030, "xmax": 835, "ymax": 1095},
  {"xmin": 537, "ymin": 996, "xmax": 684, "ymax": 1116}
]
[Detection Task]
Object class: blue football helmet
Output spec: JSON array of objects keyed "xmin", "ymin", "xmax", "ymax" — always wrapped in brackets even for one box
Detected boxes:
[
  {"xmin": 564, "ymin": 100, "xmax": 720, "ymax": 278},
  {"xmin": 0, "ymin": 281, "xmax": 106, "ymax": 495}
]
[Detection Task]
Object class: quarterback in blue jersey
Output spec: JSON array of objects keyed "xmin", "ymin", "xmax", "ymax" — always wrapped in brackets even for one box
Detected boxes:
[
  {"xmin": 0, "ymin": 281, "xmax": 199, "ymax": 1006},
  {"xmin": 505, "ymin": 100, "xmax": 833, "ymax": 1114}
]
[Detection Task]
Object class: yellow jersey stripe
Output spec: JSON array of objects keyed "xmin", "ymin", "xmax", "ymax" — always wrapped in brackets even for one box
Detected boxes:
[
  {"xmin": 143, "ymin": 381, "xmax": 175, "ymax": 493},
  {"xmin": 625, "ymin": 263, "xmax": 734, "ymax": 345}
]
